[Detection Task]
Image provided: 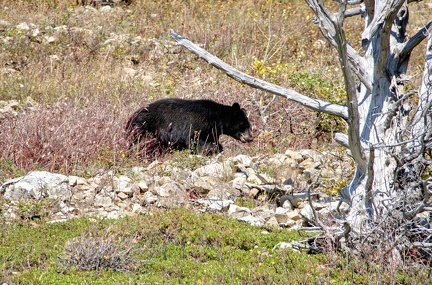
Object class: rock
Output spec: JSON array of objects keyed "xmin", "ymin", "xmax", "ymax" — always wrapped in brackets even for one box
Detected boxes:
[
  {"xmin": 16, "ymin": 22, "xmax": 31, "ymax": 31},
  {"xmin": 299, "ymin": 149, "xmax": 323, "ymax": 164},
  {"xmin": 135, "ymin": 181, "xmax": 149, "ymax": 192},
  {"xmin": 194, "ymin": 162, "xmax": 232, "ymax": 178},
  {"xmin": 99, "ymin": 5, "xmax": 112, "ymax": 13},
  {"xmin": 237, "ymin": 215, "xmax": 265, "ymax": 227},
  {"xmin": 94, "ymin": 194, "xmax": 112, "ymax": 207},
  {"xmin": 268, "ymin": 153, "xmax": 288, "ymax": 165},
  {"xmin": 232, "ymin": 154, "xmax": 254, "ymax": 168},
  {"xmin": 275, "ymin": 207, "xmax": 289, "ymax": 215},
  {"xmin": 43, "ymin": 35, "xmax": 58, "ymax": 44},
  {"xmin": 248, "ymin": 187, "xmax": 260, "ymax": 199},
  {"xmin": 247, "ymin": 174, "xmax": 263, "ymax": 184},
  {"xmin": 274, "ymin": 213, "xmax": 289, "ymax": 224},
  {"xmin": 232, "ymin": 174, "xmax": 247, "ymax": 193},
  {"xmin": 206, "ymin": 180, "xmax": 239, "ymax": 200},
  {"xmin": 0, "ymin": 100, "xmax": 19, "ymax": 118},
  {"xmin": 132, "ymin": 203, "xmax": 145, "ymax": 214},
  {"xmin": 1, "ymin": 171, "xmax": 70, "ymax": 201},
  {"xmin": 0, "ymin": 147, "xmax": 354, "ymax": 228},
  {"xmin": 273, "ymin": 242, "xmax": 294, "ymax": 250},
  {"xmin": 252, "ymin": 208, "xmax": 274, "ymax": 221},
  {"xmin": 282, "ymin": 199, "xmax": 294, "ymax": 211},
  {"xmin": 265, "ymin": 216, "xmax": 280, "ymax": 227},
  {"xmin": 142, "ymin": 191, "xmax": 158, "ymax": 204},
  {"xmin": 198, "ymin": 198, "xmax": 233, "ymax": 211},
  {"xmin": 300, "ymin": 204, "xmax": 315, "ymax": 221},
  {"xmin": 0, "ymin": 20, "xmax": 11, "ymax": 28},
  {"xmin": 153, "ymin": 181, "xmax": 185, "ymax": 197},
  {"xmin": 113, "ymin": 175, "xmax": 133, "ymax": 198},
  {"xmin": 193, "ymin": 176, "xmax": 220, "ymax": 195},
  {"xmin": 285, "ymin": 149, "xmax": 304, "ymax": 161},
  {"xmin": 286, "ymin": 211, "xmax": 302, "ymax": 221},
  {"xmin": 228, "ymin": 204, "xmax": 251, "ymax": 218},
  {"xmin": 117, "ymin": 192, "xmax": 129, "ymax": 200},
  {"xmin": 279, "ymin": 219, "xmax": 295, "ymax": 228}
]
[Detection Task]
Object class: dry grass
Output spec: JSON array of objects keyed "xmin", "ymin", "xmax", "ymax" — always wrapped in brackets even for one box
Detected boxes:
[{"xmin": 0, "ymin": 0, "xmax": 427, "ymax": 182}]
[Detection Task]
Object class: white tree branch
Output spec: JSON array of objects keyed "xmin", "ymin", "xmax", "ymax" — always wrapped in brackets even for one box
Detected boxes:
[
  {"xmin": 333, "ymin": 3, "xmax": 367, "ymax": 170},
  {"xmin": 399, "ymin": 21, "xmax": 432, "ymax": 62},
  {"xmin": 306, "ymin": 0, "xmax": 371, "ymax": 91},
  {"xmin": 170, "ymin": 30, "xmax": 349, "ymax": 119}
]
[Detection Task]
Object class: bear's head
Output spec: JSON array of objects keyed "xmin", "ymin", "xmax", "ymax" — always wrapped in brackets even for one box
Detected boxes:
[{"xmin": 229, "ymin": 103, "xmax": 253, "ymax": 143}]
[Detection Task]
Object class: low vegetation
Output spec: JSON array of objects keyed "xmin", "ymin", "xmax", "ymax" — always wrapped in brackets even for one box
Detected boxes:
[{"xmin": 2, "ymin": 209, "xmax": 430, "ymax": 284}]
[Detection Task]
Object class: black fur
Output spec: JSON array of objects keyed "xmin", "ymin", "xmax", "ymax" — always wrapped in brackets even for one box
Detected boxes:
[{"xmin": 126, "ymin": 98, "xmax": 253, "ymax": 154}]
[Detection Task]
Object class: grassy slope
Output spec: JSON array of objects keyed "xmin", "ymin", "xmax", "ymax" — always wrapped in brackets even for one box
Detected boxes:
[
  {"xmin": 0, "ymin": 0, "xmax": 431, "ymax": 284},
  {"xmin": 0, "ymin": 0, "xmax": 351, "ymax": 180}
]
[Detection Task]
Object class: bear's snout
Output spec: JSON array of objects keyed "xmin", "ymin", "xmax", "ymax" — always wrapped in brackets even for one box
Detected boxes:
[{"xmin": 240, "ymin": 130, "xmax": 253, "ymax": 143}]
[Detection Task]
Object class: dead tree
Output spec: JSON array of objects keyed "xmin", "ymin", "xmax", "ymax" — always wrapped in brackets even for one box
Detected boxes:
[{"xmin": 170, "ymin": 0, "xmax": 432, "ymax": 266}]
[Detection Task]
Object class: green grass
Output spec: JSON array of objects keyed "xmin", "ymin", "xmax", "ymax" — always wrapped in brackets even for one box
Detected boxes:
[
  {"xmin": 1, "ymin": 209, "xmax": 430, "ymax": 284},
  {"xmin": 0, "ymin": 209, "xmax": 320, "ymax": 284}
]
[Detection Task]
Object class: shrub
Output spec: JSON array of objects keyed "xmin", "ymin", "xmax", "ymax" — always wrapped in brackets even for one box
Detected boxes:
[{"xmin": 60, "ymin": 227, "xmax": 139, "ymax": 272}]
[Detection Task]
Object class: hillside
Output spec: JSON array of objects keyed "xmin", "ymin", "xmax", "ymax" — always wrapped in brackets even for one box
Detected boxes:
[{"xmin": 0, "ymin": 1, "xmax": 431, "ymax": 284}]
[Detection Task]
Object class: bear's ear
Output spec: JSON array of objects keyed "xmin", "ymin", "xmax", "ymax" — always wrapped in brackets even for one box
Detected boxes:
[{"xmin": 232, "ymin": 103, "xmax": 241, "ymax": 111}]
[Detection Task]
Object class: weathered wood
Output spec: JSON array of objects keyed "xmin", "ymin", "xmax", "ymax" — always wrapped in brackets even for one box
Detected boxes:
[
  {"xmin": 170, "ymin": 0, "xmax": 432, "ymax": 264},
  {"xmin": 170, "ymin": 30, "xmax": 349, "ymax": 120}
]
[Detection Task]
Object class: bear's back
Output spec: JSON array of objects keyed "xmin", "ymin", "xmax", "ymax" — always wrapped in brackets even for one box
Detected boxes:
[{"xmin": 149, "ymin": 98, "xmax": 229, "ymax": 119}]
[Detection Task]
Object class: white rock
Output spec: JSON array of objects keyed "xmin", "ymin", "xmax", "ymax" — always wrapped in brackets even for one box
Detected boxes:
[
  {"xmin": 275, "ymin": 207, "xmax": 289, "ymax": 215},
  {"xmin": 300, "ymin": 204, "xmax": 315, "ymax": 221},
  {"xmin": 94, "ymin": 194, "xmax": 112, "ymax": 207},
  {"xmin": 228, "ymin": 204, "xmax": 251, "ymax": 215},
  {"xmin": 265, "ymin": 216, "xmax": 280, "ymax": 227},
  {"xmin": 194, "ymin": 162, "xmax": 231, "ymax": 178},
  {"xmin": 142, "ymin": 191, "xmax": 158, "ymax": 204},
  {"xmin": 268, "ymin": 153, "xmax": 288, "ymax": 165},
  {"xmin": 232, "ymin": 154, "xmax": 253, "ymax": 167},
  {"xmin": 286, "ymin": 211, "xmax": 301, "ymax": 221},
  {"xmin": 237, "ymin": 215, "xmax": 265, "ymax": 227},
  {"xmin": 1, "ymin": 171, "xmax": 70, "ymax": 201},
  {"xmin": 117, "ymin": 192, "xmax": 129, "ymax": 200},
  {"xmin": 285, "ymin": 149, "xmax": 304, "ymax": 161},
  {"xmin": 153, "ymin": 182, "xmax": 184, "ymax": 197},
  {"xmin": 281, "ymin": 199, "xmax": 294, "ymax": 211},
  {"xmin": 197, "ymin": 198, "xmax": 233, "ymax": 211},
  {"xmin": 273, "ymin": 242, "xmax": 296, "ymax": 250},
  {"xmin": 99, "ymin": 5, "xmax": 112, "ymax": 13},
  {"xmin": 136, "ymin": 181, "xmax": 149, "ymax": 192},
  {"xmin": 232, "ymin": 175, "xmax": 247, "ymax": 191},
  {"xmin": 16, "ymin": 22, "xmax": 30, "ymax": 30}
]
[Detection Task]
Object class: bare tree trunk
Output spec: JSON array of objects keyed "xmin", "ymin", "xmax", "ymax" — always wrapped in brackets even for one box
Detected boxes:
[{"xmin": 170, "ymin": 0, "xmax": 432, "ymax": 265}]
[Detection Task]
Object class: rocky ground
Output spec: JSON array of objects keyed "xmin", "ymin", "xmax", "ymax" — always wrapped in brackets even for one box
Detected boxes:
[{"xmin": 1, "ymin": 148, "xmax": 353, "ymax": 230}]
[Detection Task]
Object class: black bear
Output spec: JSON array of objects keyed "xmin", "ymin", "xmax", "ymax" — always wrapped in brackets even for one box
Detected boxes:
[{"xmin": 126, "ymin": 98, "xmax": 253, "ymax": 154}]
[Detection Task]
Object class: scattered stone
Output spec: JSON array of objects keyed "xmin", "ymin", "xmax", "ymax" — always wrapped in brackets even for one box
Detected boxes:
[{"xmin": 0, "ymin": 149, "xmax": 353, "ymax": 231}]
